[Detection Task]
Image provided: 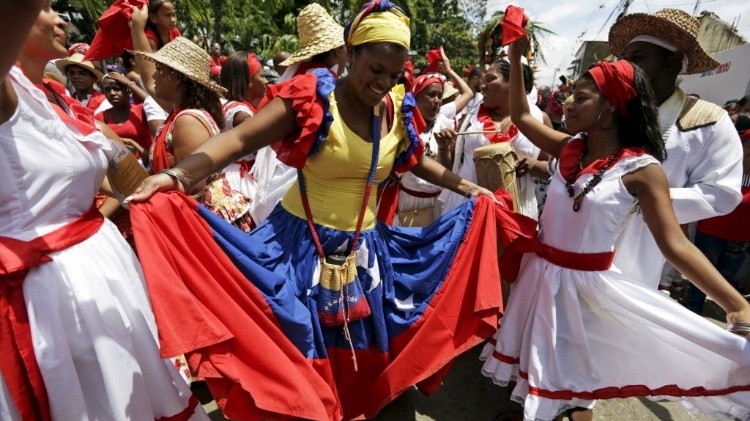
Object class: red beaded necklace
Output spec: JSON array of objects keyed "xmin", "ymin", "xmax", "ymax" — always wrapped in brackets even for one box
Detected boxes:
[{"xmin": 564, "ymin": 145, "xmax": 622, "ymax": 212}]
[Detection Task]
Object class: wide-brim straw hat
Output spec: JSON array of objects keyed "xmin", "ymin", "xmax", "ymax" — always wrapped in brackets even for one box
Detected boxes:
[
  {"xmin": 131, "ymin": 37, "xmax": 226, "ymax": 95},
  {"xmin": 56, "ymin": 53, "xmax": 104, "ymax": 80},
  {"xmin": 281, "ymin": 3, "xmax": 345, "ymax": 66},
  {"xmin": 609, "ymin": 8, "xmax": 719, "ymax": 75},
  {"xmin": 442, "ymin": 84, "xmax": 458, "ymax": 100}
]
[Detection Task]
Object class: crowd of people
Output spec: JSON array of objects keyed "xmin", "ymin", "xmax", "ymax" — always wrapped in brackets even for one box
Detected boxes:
[{"xmin": 1, "ymin": 1, "xmax": 749, "ymax": 421}]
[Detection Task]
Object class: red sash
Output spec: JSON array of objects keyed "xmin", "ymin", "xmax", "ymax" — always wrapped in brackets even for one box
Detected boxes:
[
  {"xmin": 500, "ymin": 235, "xmax": 615, "ymax": 282},
  {"xmin": 0, "ymin": 206, "xmax": 104, "ymax": 421}
]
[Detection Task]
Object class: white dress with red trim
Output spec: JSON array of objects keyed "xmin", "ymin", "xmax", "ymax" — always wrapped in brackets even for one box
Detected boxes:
[
  {"xmin": 0, "ymin": 67, "xmax": 205, "ymax": 420},
  {"xmin": 480, "ymin": 137, "xmax": 750, "ymax": 421}
]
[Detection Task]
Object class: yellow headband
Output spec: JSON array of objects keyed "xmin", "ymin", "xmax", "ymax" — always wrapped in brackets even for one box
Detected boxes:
[{"xmin": 348, "ymin": 11, "xmax": 411, "ymax": 49}]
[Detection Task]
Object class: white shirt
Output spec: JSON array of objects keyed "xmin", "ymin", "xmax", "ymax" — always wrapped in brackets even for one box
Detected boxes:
[{"xmin": 612, "ymin": 88, "xmax": 743, "ymax": 288}]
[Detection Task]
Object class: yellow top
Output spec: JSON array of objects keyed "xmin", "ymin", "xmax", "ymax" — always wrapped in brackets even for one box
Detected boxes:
[{"xmin": 281, "ymin": 91, "xmax": 406, "ymax": 231}]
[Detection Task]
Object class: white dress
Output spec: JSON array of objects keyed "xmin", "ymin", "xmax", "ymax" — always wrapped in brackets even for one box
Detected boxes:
[
  {"xmin": 480, "ymin": 145, "xmax": 750, "ymax": 421},
  {"xmin": 438, "ymin": 99, "xmax": 542, "ymax": 219},
  {"xmin": 0, "ymin": 67, "xmax": 206, "ymax": 420}
]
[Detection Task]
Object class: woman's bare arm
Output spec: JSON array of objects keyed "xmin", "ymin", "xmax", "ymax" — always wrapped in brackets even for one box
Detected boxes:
[{"xmin": 625, "ymin": 164, "xmax": 750, "ymax": 322}]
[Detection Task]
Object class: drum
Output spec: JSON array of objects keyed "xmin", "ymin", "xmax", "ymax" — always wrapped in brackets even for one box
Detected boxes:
[{"xmin": 473, "ymin": 142, "xmax": 519, "ymax": 212}]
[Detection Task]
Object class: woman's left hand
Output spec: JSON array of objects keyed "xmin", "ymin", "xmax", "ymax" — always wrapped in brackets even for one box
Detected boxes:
[
  {"xmin": 515, "ymin": 155, "xmax": 536, "ymax": 177},
  {"xmin": 726, "ymin": 307, "xmax": 750, "ymax": 340},
  {"xmin": 468, "ymin": 185, "xmax": 503, "ymax": 206}
]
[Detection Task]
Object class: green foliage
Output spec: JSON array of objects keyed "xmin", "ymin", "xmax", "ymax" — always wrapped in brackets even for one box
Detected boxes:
[{"xmin": 478, "ymin": 10, "xmax": 555, "ymax": 67}]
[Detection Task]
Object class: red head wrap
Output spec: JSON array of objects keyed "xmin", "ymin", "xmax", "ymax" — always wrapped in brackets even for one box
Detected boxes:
[
  {"xmin": 586, "ymin": 60, "xmax": 637, "ymax": 117},
  {"xmin": 740, "ymin": 129, "xmax": 750, "ymax": 143},
  {"xmin": 247, "ymin": 53, "xmax": 262, "ymax": 78},
  {"xmin": 411, "ymin": 73, "xmax": 447, "ymax": 97}
]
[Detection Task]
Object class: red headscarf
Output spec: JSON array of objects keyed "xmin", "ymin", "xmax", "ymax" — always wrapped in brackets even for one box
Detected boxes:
[
  {"xmin": 411, "ymin": 72, "xmax": 446, "ymax": 97},
  {"xmin": 247, "ymin": 53, "xmax": 261, "ymax": 78},
  {"xmin": 586, "ymin": 60, "xmax": 637, "ymax": 117}
]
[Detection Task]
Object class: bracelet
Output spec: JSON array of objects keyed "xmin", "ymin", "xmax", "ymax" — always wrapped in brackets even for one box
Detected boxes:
[
  {"xmin": 127, "ymin": 81, "xmax": 136, "ymax": 90},
  {"xmin": 157, "ymin": 168, "xmax": 191, "ymax": 193},
  {"xmin": 438, "ymin": 147, "xmax": 449, "ymax": 152},
  {"xmin": 463, "ymin": 185, "xmax": 474, "ymax": 198}
]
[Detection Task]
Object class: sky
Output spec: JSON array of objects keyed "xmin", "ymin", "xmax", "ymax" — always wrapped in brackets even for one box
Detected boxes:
[{"xmin": 484, "ymin": 0, "xmax": 750, "ymax": 88}]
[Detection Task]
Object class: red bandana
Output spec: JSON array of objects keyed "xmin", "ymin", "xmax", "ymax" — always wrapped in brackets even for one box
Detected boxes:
[
  {"xmin": 247, "ymin": 53, "xmax": 261, "ymax": 78},
  {"xmin": 477, "ymin": 104, "xmax": 518, "ymax": 144},
  {"xmin": 559, "ymin": 137, "xmax": 646, "ymax": 180},
  {"xmin": 587, "ymin": 60, "xmax": 637, "ymax": 117},
  {"xmin": 411, "ymin": 73, "xmax": 446, "ymax": 97}
]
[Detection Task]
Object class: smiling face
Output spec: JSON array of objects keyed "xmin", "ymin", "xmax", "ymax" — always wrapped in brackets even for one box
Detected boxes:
[
  {"xmin": 480, "ymin": 66, "xmax": 510, "ymax": 110},
  {"xmin": 247, "ymin": 70, "xmax": 268, "ymax": 103},
  {"xmin": 347, "ymin": 43, "xmax": 408, "ymax": 108},
  {"xmin": 23, "ymin": 3, "xmax": 68, "ymax": 62},
  {"xmin": 415, "ymin": 82, "xmax": 443, "ymax": 123},
  {"xmin": 564, "ymin": 77, "xmax": 610, "ymax": 134}
]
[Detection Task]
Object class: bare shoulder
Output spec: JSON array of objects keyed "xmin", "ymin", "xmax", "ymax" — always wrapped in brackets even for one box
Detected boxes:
[
  {"xmin": 621, "ymin": 161, "xmax": 666, "ymax": 197},
  {"xmin": 0, "ymin": 78, "xmax": 18, "ymax": 126}
]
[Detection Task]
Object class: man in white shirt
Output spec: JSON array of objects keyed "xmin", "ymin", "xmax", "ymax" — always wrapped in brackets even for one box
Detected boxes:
[{"xmin": 608, "ymin": 9, "xmax": 743, "ymax": 289}]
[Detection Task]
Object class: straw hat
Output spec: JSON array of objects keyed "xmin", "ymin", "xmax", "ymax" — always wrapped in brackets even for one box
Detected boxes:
[
  {"xmin": 131, "ymin": 37, "xmax": 226, "ymax": 95},
  {"xmin": 55, "ymin": 53, "xmax": 104, "ymax": 80},
  {"xmin": 281, "ymin": 3, "xmax": 345, "ymax": 66},
  {"xmin": 608, "ymin": 8, "xmax": 719, "ymax": 75},
  {"xmin": 442, "ymin": 83, "xmax": 458, "ymax": 100}
]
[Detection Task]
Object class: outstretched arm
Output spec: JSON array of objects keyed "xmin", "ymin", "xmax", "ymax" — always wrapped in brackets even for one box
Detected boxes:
[
  {"xmin": 507, "ymin": 36, "xmax": 569, "ymax": 158},
  {"xmin": 410, "ymin": 153, "xmax": 499, "ymax": 203},
  {"xmin": 624, "ymin": 164, "xmax": 750, "ymax": 326},
  {"xmin": 440, "ymin": 48, "xmax": 474, "ymax": 115},
  {"xmin": 128, "ymin": 96, "xmax": 298, "ymax": 201}
]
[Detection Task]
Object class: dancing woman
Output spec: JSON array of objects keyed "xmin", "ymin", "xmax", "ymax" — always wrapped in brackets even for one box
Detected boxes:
[{"xmin": 480, "ymin": 36, "xmax": 750, "ymax": 421}]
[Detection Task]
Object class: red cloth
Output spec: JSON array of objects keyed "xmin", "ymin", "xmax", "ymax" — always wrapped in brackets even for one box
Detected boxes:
[
  {"xmin": 39, "ymin": 79, "xmax": 99, "ymax": 136},
  {"xmin": 72, "ymin": 90, "xmax": 107, "ymax": 113},
  {"xmin": 129, "ymin": 190, "xmax": 528, "ymax": 420},
  {"xmin": 259, "ymin": 73, "xmax": 325, "ymax": 169},
  {"xmin": 697, "ymin": 186, "xmax": 750, "ymax": 241},
  {"xmin": 558, "ymin": 137, "xmax": 646, "ymax": 180},
  {"xmin": 376, "ymin": 177, "xmax": 400, "ymax": 225},
  {"xmin": 149, "ymin": 108, "xmax": 185, "ymax": 174},
  {"xmin": 85, "ymin": 0, "xmax": 148, "ymax": 61},
  {"xmin": 425, "ymin": 48, "xmax": 442, "ymax": 73},
  {"xmin": 0, "ymin": 206, "xmax": 104, "ymax": 421},
  {"xmin": 586, "ymin": 60, "xmax": 637, "ymax": 117},
  {"xmin": 95, "ymin": 103, "xmax": 152, "ymax": 152},
  {"xmin": 501, "ymin": 5, "xmax": 528, "ymax": 47},
  {"xmin": 477, "ymin": 104, "xmax": 518, "ymax": 144},
  {"xmin": 402, "ymin": 61, "xmax": 414, "ymax": 92},
  {"xmin": 246, "ymin": 53, "xmax": 261, "ymax": 78}
]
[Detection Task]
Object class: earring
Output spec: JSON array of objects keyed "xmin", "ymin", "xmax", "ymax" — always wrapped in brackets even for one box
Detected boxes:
[{"xmin": 597, "ymin": 110, "xmax": 615, "ymax": 130}]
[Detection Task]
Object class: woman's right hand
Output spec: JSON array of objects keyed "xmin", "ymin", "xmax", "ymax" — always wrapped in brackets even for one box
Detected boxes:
[
  {"xmin": 507, "ymin": 34, "xmax": 530, "ymax": 61},
  {"xmin": 129, "ymin": 4, "xmax": 149, "ymax": 31},
  {"xmin": 434, "ymin": 128, "xmax": 457, "ymax": 149},
  {"xmin": 125, "ymin": 173, "xmax": 180, "ymax": 203}
]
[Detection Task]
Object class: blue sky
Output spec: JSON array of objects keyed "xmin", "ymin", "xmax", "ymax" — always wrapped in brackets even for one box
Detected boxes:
[{"xmin": 485, "ymin": 0, "xmax": 750, "ymax": 87}]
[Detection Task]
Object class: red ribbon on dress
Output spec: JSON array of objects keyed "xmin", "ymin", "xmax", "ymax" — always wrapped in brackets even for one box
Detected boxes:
[
  {"xmin": 477, "ymin": 104, "xmax": 518, "ymax": 144},
  {"xmin": 500, "ymin": 235, "xmax": 615, "ymax": 283},
  {"xmin": 0, "ymin": 205, "xmax": 104, "ymax": 421},
  {"xmin": 150, "ymin": 108, "xmax": 186, "ymax": 174}
]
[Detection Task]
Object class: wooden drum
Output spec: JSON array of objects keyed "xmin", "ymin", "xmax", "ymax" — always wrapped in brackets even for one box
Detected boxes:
[{"xmin": 473, "ymin": 142, "xmax": 519, "ymax": 212}]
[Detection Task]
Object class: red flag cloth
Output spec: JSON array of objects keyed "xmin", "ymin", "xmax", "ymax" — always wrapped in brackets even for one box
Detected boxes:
[
  {"xmin": 425, "ymin": 48, "xmax": 442, "ymax": 73},
  {"xmin": 402, "ymin": 60, "xmax": 414, "ymax": 92},
  {"xmin": 501, "ymin": 5, "xmax": 528, "ymax": 47},
  {"xmin": 376, "ymin": 177, "xmax": 400, "ymax": 225},
  {"xmin": 85, "ymin": 0, "xmax": 147, "ymax": 61},
  {"xmin": 0, "ymin": 206, "xmax": 104, "ymax": 421},
  {"xmin": 129, "ymin": 190, "xmax": 531, "ymax": 420}
]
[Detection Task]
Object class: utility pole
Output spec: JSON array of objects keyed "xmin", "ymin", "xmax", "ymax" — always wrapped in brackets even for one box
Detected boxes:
[
  {"xmin": 616, "ymin": 0, "xmax": 633, "ymax": 22},
  {"xmin": 693, "ymin": 0, "xmax": 701, "ymax": 15}
]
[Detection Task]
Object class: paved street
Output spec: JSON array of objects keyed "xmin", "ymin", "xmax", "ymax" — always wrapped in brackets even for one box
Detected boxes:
[{"xmin": 198, "ymin": 299, "xmax": 727, "ymax": 421}]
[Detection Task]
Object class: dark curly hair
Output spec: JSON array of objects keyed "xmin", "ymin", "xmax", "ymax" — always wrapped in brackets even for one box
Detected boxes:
[
  {"xmin": 582, "ymin": 62, "xmax": 666, "ymax": 162},
  {"xmin": 146, "ymin": 0, "xmax": 173, "ymax": 50},
  {"xmin": 176, "ymin": 74, "xmax": 226, "ymax": 130}
]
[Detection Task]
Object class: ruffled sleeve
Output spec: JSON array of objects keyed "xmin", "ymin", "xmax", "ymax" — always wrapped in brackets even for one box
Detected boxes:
[
  {"xmin": 258, "ymin": 69, "xmax": 336, "ymax": 169},
  {"xmin": 391, "ymin": 86, "xmax": 425, "ymax": 173}
]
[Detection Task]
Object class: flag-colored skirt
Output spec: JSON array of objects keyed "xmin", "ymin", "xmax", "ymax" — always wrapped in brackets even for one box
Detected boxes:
[{"xmin": 131, "ymin": 191, "xmax": 527, "ymax": 421}]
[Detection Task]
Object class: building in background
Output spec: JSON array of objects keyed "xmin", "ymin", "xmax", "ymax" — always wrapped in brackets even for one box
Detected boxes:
[
  {"xmin": 566, "ymin": 41, "xmax": 611, "ymax": 80},
  {"xmin": 696, "ymin": 11, "xmax": 747, "ymax": 54}
]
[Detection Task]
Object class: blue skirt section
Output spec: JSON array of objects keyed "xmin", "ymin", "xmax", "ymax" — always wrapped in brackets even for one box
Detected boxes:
[{"xmin": 196, "ymin": 199, "xmax": 477, "ymax": 359}]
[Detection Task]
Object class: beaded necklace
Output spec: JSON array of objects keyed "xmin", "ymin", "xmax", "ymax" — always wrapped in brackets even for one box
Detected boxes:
[{"xmin": 564, "ymin": 145, "xmax": 622, "ymax": 212}]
